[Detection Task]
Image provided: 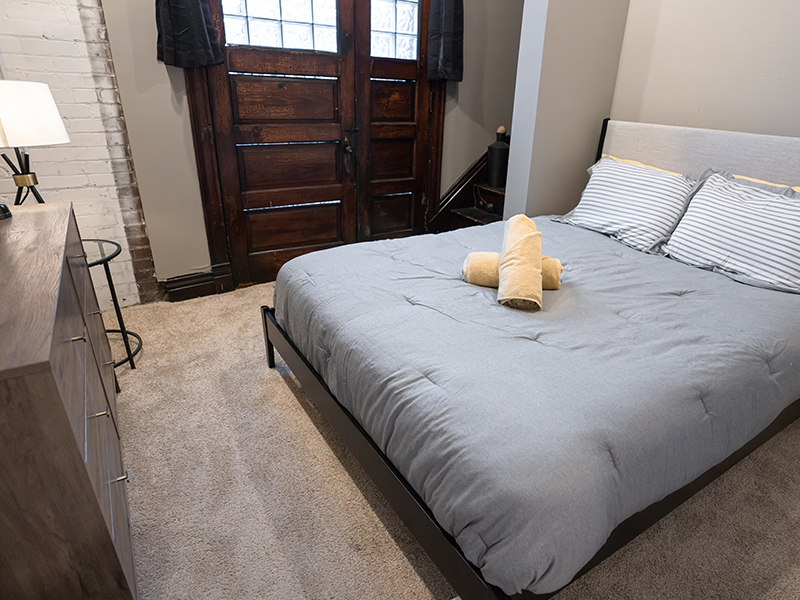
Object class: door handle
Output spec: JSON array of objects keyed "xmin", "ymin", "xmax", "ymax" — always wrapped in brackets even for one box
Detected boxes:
[{"xmin": 342, "ymin": 135, "xmax": 355, "ymax": 174}]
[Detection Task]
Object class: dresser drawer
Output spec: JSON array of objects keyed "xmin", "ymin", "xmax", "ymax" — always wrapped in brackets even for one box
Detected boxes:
[
  {"xmin": 107, "ymin": 420, "xmax": 137, "ymax": 595},
  {"xmin": 50, "ymin": 262, "xmax": 87, "ymax": 459},
  {"xmin": 86, "ymin": 357, "xmax": 112, "ymax": 532},
  {"xmin": 85, "ymin": 274, "xmax": 118, "ymax": 426}
]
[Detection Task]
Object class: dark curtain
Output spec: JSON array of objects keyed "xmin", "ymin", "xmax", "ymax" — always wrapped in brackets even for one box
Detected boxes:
[
  {"xmin": 156, "ymin": 0, "xmax": 224, "ymax": 68},
  {"xmin": 427, "ymin": 0, "xmax": 463, "ymax": 81}
]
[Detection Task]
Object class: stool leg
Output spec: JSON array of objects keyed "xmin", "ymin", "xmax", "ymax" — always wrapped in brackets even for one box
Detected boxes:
[{"xmin": 104, "ymin": 262, "xmax": 136, "ymax": 369}]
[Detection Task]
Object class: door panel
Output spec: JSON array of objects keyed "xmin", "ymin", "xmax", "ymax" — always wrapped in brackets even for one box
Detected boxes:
[
  {"xmin": 235, "ymin": 123, "xmax": 341, "ymax": 144},
  {"xmin": 369, "ymin": 193, "xmax": 413, "ymax": 234},
  {"xmin": 232, "ymin": 77, "xmax": 339, "ymax": 122},
  {"xmin": 370, "ymin": 139, "xmax": 415, "ymax": 178},
  {"xmin": 227, "ymin": 48, "xmax": 340, "ymax": 77},
  {"xmin": 239, "ymin": 143, "xmax": 341, "ymax": 189},
  {"xmin": 247, "ymin": 204, "xmax": 343, "ymax": 251},
  {"xmin": 371, "ymin": 81, "xmax": 416, "ymax": 121}
]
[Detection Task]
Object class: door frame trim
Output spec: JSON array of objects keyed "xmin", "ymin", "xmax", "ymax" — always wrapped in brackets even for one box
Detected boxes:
[
  {"xmin": 426, "ymin": 79, "xmax": 446, "ymax": 227},
  {"xmin": 185, "ymin": 66, "xmax": 235, "ymax": 294},
  {"xmin": 184, "ymin": 10, "xmax": 447, "ymax": 291}
]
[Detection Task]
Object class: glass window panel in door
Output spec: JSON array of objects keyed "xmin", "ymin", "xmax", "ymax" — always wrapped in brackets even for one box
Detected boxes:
[
  {"xmin": 283, "ymin": 22, "xmax": 314, "ymax": 50},
  {"xmin": 221, "ymin": 0, "xmax": 337, "ymax": 52},
  {"xmin": 281, "ymin": 0, "xmax": 313, "ymax": 23},
  {"xmin": 249, "ymin": 18, "xmax": 282, "ymax": 47},
  {"xmin": 371, "ymin": 0, "xmax": 419, "ymax": 60},
  {"xmin": 222, "ymin": 0, "xmax": 246, "ymax": 16},
  {"xmin": 396, "ymin": 2, "xmax": 418, "ymax": 35},
  {"xmin": 371, "ymin": 0, "xmax": 396, "ymax": 32},
  {"xmin": 314, "ymin": 25, "xmax": 338, "ymax": 52},
  {"xmin": 396, "ymin": 34, "xmax": 416, "ymax": 60},
  {"xmin": 224, "ymin": 15, "xmax": 249, "ymax": 45},
  {"xmin": 313, "ymin": 0, "xmax": 337, "ymax": 26},
  {"xmin": 247, "ymin": 0, "xmax": 280, "ymax": 19},
  {"xmin": 371, "ymin": 31, "xmax": 395, "ymax": 58}
]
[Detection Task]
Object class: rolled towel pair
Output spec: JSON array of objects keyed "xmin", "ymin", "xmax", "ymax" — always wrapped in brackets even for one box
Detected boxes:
[
  {"xmin": 462, "ymin": 252, "xmax": 564, "ymax": 290},
  {"xmin": 462, "ymin": 215, "xmax": 563, "ymax": 310}
]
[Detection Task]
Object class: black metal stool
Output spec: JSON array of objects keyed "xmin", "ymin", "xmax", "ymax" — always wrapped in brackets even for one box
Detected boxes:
[{"xmin": 83, "ymin": 239, "xmax": 142, "ymax": 369}]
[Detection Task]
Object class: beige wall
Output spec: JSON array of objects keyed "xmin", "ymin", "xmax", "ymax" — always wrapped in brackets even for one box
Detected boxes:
[
  {"xmin": 439, "ymin": 0, "xmax": 524, "ymax": 194},
  {"xmin": 103, "ymin": 0, "xmax": 211, "ymax": 281},
  {"xmin": 612, "ymin": 0, "xmax": 800, "ymax": 138},
  {"xmin": 505, "ymin": 0, "xmax": 630, "ymax": 217}
]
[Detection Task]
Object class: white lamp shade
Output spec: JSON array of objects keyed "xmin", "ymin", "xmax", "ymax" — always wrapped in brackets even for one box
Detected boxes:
[{"xmin": 0, "ymin": 81, "xmax": 70, "ymax": 148}]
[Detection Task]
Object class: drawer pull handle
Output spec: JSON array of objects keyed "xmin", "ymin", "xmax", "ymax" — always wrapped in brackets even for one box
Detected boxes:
[
  {"xmin": 90, "ymin": 310, "xmax": 102, "ymax": 316},
  {"xmin": 90, "ymin": 409, "xmax": 110, "ymax": 418},
  {"xmin": 70, "ymin": 334, "xmax": 86, "ymax": 342},
  {"xmin": 113, "ymin": 471, "xmax": 129, "ymax": 484},
  {"xmin": 72, "ymin": 253, "xmax": 87, "ymax": 259},
  {"xmin": 103, "ymin": 360, "xmax": 115, "ymax": 366}
]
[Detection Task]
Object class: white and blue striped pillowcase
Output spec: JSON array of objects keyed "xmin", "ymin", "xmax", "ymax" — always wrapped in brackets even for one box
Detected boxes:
[
  {"xmin": 665, "ymin": 173, "xmax": 800, "ymax": 293},
  {"xmin": 562, "ymin": 158, "xmax": 695, "ymax": 251}
]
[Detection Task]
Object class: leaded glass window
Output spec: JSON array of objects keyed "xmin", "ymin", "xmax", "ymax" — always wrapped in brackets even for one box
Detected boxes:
[
  {"xmin": 222, "ymin": 0, "xmax": 338, "ymax": 53},
  {"xmin": 371, "ymin": 0, "xmax": 419, "ymax": 60}
]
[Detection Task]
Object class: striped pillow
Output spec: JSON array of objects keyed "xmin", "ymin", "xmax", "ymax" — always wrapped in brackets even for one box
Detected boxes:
[
  {"xmin": 665, "ymin": 172, "xmax": 800, "ymax": 293},
  {"xmin": 561, "ymin": 157, "xmax": 696, "ymax": 251}
]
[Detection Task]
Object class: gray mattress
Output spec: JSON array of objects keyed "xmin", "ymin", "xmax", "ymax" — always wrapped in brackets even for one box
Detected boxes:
[{"xmin": 273, "ymin": 219, "xmax": 800, "ymax": 595}]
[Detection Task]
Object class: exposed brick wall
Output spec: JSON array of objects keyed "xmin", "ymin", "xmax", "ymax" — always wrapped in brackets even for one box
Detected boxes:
[{"xmin": 0, "ymin": 0, "xmax": 160, "ymax": 309}]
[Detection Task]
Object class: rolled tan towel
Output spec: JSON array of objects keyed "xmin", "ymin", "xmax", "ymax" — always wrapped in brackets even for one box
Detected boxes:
[
  {"xmin": 462, "ymin": 252, "xmax": 500, "ymax": 287},
  {"xmin": 462, "ymin": 253, "xmax": 564, "ymax": 289},
  {"xmin": 541, "ymin": 257, "xmax": 564, "ymax": 290},
  {"xmin": 497, "ymin": 214, "xmax": 542, "ymax": 310}
]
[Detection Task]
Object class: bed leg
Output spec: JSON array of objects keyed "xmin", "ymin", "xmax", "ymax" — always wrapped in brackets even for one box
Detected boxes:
[{"xmin": 262, "ymin": 305, "xmax": 275, "ymax": 368}]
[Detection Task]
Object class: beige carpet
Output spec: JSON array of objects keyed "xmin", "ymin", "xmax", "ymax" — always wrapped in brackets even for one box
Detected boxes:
[{"xmin": 113, "ymin": 282, "xmax": 800, "ymax": 600}]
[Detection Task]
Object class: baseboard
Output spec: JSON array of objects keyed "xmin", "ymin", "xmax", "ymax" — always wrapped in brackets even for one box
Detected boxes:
[
  {"xmin": 162, "ymin": 261, "xmax": 235, "ymax": 302},
  {"xmin": 211, "ymin": 262, "xmax": 234, "ymax": 294},
  {"xmin": 163, "ymin": 271, "xmax": 217, "ymax": 302}
]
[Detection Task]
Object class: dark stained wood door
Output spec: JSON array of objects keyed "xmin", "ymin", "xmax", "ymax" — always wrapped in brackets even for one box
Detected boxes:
[
  {"xmin": 354, "ymin": 1, "xmax": 431, "ymax": 240},
  {"xmin": 203, "ymin": 0, "xmax": 436, "ymax": 284},
  {"xmin": 206, "ymin": 0, "xmax": 357, "ymax": 284}
]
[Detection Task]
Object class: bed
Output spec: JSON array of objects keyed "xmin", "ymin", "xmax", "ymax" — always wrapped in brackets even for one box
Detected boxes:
[{"xmin": 262, "ymin": 120, "xmax": 800, "ymax": 599}]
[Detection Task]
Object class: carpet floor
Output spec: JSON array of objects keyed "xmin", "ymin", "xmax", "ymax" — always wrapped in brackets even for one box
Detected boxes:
[{"xmin": 113, "ymin": 282, "xmax": 800, "ymax": 600}]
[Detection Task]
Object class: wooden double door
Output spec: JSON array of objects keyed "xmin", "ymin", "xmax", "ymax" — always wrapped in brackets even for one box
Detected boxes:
[{"xmin": 198, "ymin": 0, "xmax": 442, "ymax": 285}]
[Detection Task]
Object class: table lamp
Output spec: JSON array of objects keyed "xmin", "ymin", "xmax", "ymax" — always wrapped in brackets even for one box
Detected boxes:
[{"xmin": 0, "ymin": 80, "xmax": 70, "ymax": 218}]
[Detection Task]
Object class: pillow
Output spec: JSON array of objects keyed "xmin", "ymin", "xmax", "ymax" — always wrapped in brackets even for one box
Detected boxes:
[
  {"xmin": 731, "ymin": 173, "xmax": 800, "ymax": 193},
  {"xmin": 665, "ymin": 171, "xmax": 800, "ymax": 293},
  {"xmin": 557, "ymin": 156, "xmax": 697, "ymax": 251}
]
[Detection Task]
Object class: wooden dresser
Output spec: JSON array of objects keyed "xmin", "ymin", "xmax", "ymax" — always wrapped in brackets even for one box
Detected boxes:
[{"xmin": 0, "ymin": 204, "xmax": 137, "ymax": 599}]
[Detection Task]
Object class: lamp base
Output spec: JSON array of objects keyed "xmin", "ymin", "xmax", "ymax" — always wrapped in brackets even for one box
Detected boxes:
[
  {"xmin": 0, "ymin": 203, "xmax": 11, "ymax": 220},
  {"xmin": 2, "ymin": 149, "xmax": 45, "ymax": 205}
]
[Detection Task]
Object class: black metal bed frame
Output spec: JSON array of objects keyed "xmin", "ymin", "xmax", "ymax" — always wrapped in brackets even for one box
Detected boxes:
[
  {"xmin": 258, "ymin": 115, "xmax": 800, "ymax": 600},
  {"xmin": 262, "ymin": 305, "xmax": 800, "ymax": 599}
]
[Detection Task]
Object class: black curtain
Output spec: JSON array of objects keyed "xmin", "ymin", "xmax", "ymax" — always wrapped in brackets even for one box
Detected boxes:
[
  {"xmin": 427, "ymin": 0, "xmax": 463, "ymax": 81},
  {"xmin": 156, "ymin": 0, "xmax": 224, "ymax": 68}
]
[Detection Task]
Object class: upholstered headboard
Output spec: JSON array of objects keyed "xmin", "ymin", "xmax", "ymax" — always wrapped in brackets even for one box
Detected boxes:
[{"xmin": 600, "ymin": 119, "xmax": 800, "ymax": 184}]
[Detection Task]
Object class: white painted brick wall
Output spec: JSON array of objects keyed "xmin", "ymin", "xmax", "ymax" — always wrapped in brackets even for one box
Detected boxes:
[{"xmin": 0, "ymin": 0, "xmax": 143, "ymax": 310}]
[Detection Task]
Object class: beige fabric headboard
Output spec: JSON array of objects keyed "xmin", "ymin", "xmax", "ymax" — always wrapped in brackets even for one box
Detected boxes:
[{"xmin": 601, "ymin": 120, "xmax": 800, "ymax": 184}]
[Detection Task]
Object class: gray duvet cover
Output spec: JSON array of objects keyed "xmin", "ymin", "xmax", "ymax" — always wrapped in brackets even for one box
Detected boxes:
[{"xmin": 273, "ymin": 218, "xmax": 800, "ymax": 595}]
